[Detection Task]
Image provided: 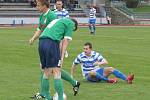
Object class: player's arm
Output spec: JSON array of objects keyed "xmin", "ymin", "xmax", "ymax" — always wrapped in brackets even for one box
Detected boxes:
[
  {"xmin": 93, "ymin": 53, "xmax": 108, "ymax": 66},
  {"xmin": 94, "ymin": 58, "xmax": 108, "ymax": 66},
  {"xmin": 60, "ymin": 38, "xmax": 70, "ymax": 66},
  {"xmin": 29, "ymin": 30, "xmax": 42, "ymax": 45},
  {"xmin": 71, "ymin": 55, "xmax": 81, "ymax": 78}
]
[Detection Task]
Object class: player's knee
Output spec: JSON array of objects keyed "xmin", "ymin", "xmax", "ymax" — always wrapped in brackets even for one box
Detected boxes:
[
  {"xmin": 53, "ymin": 68, "xmax": 61, "ymax": 79},
  {"xmin": 89, "ymin": 71, "xmax": 96, "ymax": 78},
  {"xmin": 108, "ymin": 67, "xmax": 115, "ymax": 72},
  {"xmin": 43, "ymin": 68, "xmax": 51, "ymax": 78}
]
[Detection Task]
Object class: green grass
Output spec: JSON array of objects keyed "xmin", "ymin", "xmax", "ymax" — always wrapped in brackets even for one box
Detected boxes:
[
  {"xmin": 0, "ymin": 26, "xmax": 150, "ymax": 100},
  {"xmin": 130, "ymin": 6, "xmax": 150, "ymax": 13}
]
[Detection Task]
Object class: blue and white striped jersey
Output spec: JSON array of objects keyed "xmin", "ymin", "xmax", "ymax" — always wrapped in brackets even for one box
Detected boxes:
[
  {"xmin": 73, "ymin": 51, "xmax": 104, "ymax": 77},
  {"xmin": 54, "ymin": 8, "xmax": 69, "ymax": 19},
  {"xmin": 89, "ymin": 8, "xmax": 96, "ymax": 19}
]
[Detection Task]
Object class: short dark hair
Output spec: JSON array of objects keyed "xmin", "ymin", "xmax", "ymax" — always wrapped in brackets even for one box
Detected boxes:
[
  {"xmin": 56, "ymin": 0, "xmax": 62, "ymax": 3},
  {"xmin": 71, "ymin": 18, "xmax": 78, "ymax": 31},
  {"xmin": 84, "ymin": 42, "xmax": 92, "ymax": 49},
  {"xmin": 37, "ymin": 0, "xmax": 50, "ymax": 8}
]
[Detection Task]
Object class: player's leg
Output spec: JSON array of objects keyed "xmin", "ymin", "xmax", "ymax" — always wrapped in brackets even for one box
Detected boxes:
[
  {"xmin": 61, "ymin": 69, "xmax": 80, "ymax": 96},
  {"xmin": 61, "ymin": 69, "xmax": 77, "ymax": 86},
  {"xmin": 53, "ymin": 68, "xmax": 64, "ymax": 100},
  {"xmin": 92, "ymin": 19, "xmax": 96, "ymax": 34},
  {"xmin": 51, "ymin": 40, "xmax": 63, "ymax": 100},
  {"xmin": 94, "ymin": 68, "xmax": 117, "ymax": 83},
  {"xmin": 38, "ymin": 39, "xmax": 53, "ymax": 100},
  {"xmin": 103, "ymin": 67, "xmax": 134, "ymax": 83},
  {"xmin": 88, "ymin": 19, "xmax": 92, "ymax": 34},
  {"xmin": 42, "ymin": 68, "xmax": 52, "ymax": 100},
  {"xmin": 85, "ymin": 69, "xmax": 108, "ymax": 82}
]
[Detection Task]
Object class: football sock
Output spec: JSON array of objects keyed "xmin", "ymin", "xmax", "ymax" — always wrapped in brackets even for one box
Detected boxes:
[
  {"xmin": 112, "ymin": 70, "xmax": 127, "ymax": 80},
  {"xmin": 89, "ymin": 25, "xmax": 92, "ymax": 32},
  {"xmin": 42, "ymin": 77, "xmax": 52, "ymax": 100},
  {"xmin": 91, "ymin": 25, "xmax": 94, "ymax": 32},
  {"xmin": 96, "ymin": 73, "xmax": 109, "ymax": 81},
  {"xmin": 61, "ymin": 69, "xmax": 77, "ymax": 86},
  {"xmin": 54, "ymin": 79, "xmax": 64, "ymax": 100},
  {"xmin": 40, "ymin": 71, "xmax": 45, "ymax": 97},
  {"xmin": 93, "ymin": 25, "xmax": 96, "ymax": 33}
]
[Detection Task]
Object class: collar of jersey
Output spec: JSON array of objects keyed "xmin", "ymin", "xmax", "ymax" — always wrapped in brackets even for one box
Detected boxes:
[{"xmin": 43, "ymin": 9, "xmax": 50, "ymax": 16}]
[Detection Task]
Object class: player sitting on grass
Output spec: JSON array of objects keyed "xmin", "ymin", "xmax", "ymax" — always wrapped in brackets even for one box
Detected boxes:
[{"xmin": 71, "ymin": 42, "xmax": 134, "ymax": 84}]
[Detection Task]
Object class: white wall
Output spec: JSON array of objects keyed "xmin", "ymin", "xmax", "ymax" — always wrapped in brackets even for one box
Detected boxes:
[{"xmin": 0, "ymin": 17, "xmax": 108, "ymax": 25}]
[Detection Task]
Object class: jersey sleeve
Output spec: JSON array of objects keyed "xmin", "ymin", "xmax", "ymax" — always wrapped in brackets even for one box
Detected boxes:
[
  {"xmin": 73, "ymin": 55, "xmax": 82, "ymax": 65},
  {"xmin": 65, "ymin": 11, "xmax": 69, "ymax": 18},
  {"xmin": 64, "ymin": 22, "xmax": 74, "ymax": 40},
  {"xmin": 97, "ymin": 53, "xmax": 104, "ymax": 62}
]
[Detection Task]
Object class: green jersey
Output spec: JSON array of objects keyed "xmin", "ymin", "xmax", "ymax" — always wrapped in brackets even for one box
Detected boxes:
[
  {"xmin": 37, "ymin": 9, "xmax": 57, "ymax": 31},
  {"xmin": 39, "ymin": 18, "xmax": 75, "ymax": 41}
]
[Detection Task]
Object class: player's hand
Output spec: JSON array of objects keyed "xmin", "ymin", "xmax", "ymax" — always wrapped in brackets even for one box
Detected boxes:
[
  {"xmin": 59, "ymin": 59, "xmax": 64, "ymax": 68},
  {"xmin": 29, "ymin": 38, "xmax": 34, "ymax": 45},
  {"xmin": 93, "ymin": 61, "xmax": 99, "ymax": 66}
]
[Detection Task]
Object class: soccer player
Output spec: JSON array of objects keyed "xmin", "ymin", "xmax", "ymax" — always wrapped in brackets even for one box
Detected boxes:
[
  {"xmin": 88, "ymin": 5, "xmax": 96, "ymax": 35},
  {"xmin": 54, "ymin": 0, "xmax": 70, "ymax": 58},
  {"xmin": 29, "ymin": 0, "xmax": 80, "ymax": 99},
  {"xmin": 54, "ymin": 0, "xmax": 69, "ymax": 19},
  {"xmin": 30, "ymin": 18, "xmax": 78, "ymax": 100},
  {"xmin": 71, "ymin": 42, "xmax": 134, "ymax": 84}
]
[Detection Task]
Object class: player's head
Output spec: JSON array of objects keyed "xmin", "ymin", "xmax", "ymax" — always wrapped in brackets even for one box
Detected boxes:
[
  {"xmin": 36, "ymin": 0, "xmax": 50, "ymax": 12},
  {"xmin": 71, "ymin": 18, "xmax": 78, "ymax": 31},
  {"xmin": 56, "ymin": 0, "xmax": 63, "ymax": 10},
  {"xmin": 84, "ymin": 42, "xmax": 92, "ymax": 56}
]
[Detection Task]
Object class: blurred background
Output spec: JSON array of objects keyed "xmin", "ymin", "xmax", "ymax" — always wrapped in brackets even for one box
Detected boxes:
[{"xmin": 0, "ymin": 0, "xmax": 150, "ymax": 25}]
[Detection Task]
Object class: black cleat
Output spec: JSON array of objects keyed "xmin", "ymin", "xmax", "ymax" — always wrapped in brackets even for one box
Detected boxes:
[
  {"xmin": 73, "ymin": 81, "xmax": 80, "ymax": 96},
  {"xmin": 30, "ymin": 93, "xmax": 45, "ymax": 99}
]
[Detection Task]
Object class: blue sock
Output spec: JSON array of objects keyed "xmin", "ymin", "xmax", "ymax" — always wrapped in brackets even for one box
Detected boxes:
[
  {"xmin": 96, "ymin": 73, "xmax": 108, "ymax": 81},
  {"xmin": 112, "ymin": 70, "xmax": 127, "ymax": 80}
]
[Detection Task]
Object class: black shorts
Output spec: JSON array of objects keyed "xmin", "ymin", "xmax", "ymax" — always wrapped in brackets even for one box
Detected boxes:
[{"xmin": 38, "ymin": 38, "xmax": 60, "ymax": 69}]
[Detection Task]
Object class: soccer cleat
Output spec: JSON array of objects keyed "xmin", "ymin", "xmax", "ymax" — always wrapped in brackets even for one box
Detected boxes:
[
  {"xmin": 107, "ymin": 78, "xmax": 118, "ymax": 84},
  {"xmin": 73, "ymin": 81, "xmax": 80, "ymax": 96},
  {"xmin": 30, "ymin": 93, "xmax": 45, "ymax": 99},
  {"xmin": 127, "ymin": 74, "xmax": 134, "ymax": 84}
]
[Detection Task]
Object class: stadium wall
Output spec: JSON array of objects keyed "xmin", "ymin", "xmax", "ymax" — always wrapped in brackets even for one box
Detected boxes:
[{"xmin": 0, "ymin": 17, "xmax": 108, "ymax": 25}]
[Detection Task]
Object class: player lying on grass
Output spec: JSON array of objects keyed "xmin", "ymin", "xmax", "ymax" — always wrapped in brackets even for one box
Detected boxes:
[{"xmin": 71, "ymin": 42, "xmax": 134, "ymax": 84}]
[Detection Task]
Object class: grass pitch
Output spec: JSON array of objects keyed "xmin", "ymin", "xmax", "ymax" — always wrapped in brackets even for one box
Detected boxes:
[{"xmin": 0, "ymin": 26, "xmax": 150, "ymax": 100}]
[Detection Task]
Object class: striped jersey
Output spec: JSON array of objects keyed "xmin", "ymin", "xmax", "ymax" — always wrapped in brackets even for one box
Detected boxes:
[
  {"xmin": 89, "ymin": 7, "xmax": 96, "ymax": 19},
  {"xmin": 73, "ymin": 51, "xmax": 104, "ymax": 77},
  {"xmin": 54, "ymin": 8, "xmax": 69, "ymax": 19}
]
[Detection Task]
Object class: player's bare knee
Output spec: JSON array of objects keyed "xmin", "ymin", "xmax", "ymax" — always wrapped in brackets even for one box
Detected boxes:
[
  {"xmin": 43, "ymin": 68, "xmax": 51, "ymax": 79},
  {"xmin": 53, "ymin": 68, "xmax": 61, "ymax": 79},
  {"xmin": 108, "ymin": 67, "xmax": 115, "ymax": 72},
  {"xmin": 89, "ymin": 71, "xmax": 96, "ymax": 78}
]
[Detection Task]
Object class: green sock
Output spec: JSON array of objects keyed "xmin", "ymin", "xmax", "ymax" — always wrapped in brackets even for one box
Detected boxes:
[
  {"xmin": 54, "ymin": 79, "xmax": 63, "ymax": 100},
  {"xmin": 40, "ymin": 71, "xmax": 45, "ymax": 97},
  {"xmin": 61, "ymin": 69, "xmax": 77, "ymax": 86},
  {"xmin": 42, "ymin": 78, "xmax": 52, "ymax": 100}
]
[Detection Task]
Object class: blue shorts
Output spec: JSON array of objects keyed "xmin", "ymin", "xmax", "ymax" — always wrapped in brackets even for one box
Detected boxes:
[
  {"xmin": 89, "ymin": 19, "xmax": 96, "ymax": 24},
  {"xmin": 38, "ymin": 38, "xmax": 60, "ymax": 69},
  {"xmin": 85, "ymin": 68, "xmax": 104, "ymax": 82}
]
